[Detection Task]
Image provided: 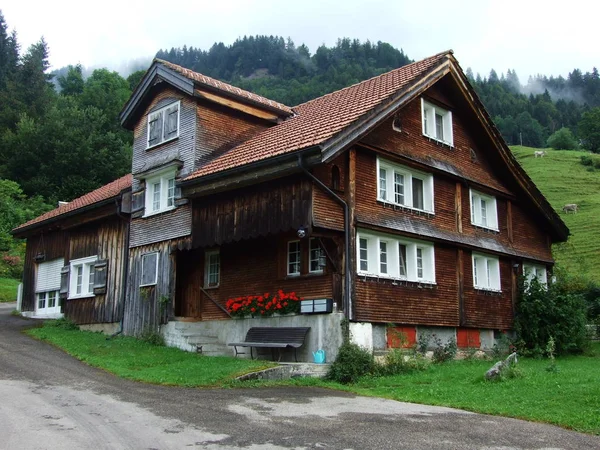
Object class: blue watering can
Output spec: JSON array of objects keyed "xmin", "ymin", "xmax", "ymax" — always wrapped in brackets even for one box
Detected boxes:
[{"xmin": 313, "ymin": 349, "xmax": 326, "ymax": 364}]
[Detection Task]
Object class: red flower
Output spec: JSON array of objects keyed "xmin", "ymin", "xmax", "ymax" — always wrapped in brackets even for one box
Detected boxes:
[
  {"xmin": 251, "ymin": 308, "xmax": 256, "ymax": 313},
  {"xmin": 283, "ymin": 302, "xmax": 288, "ymax": 307}
]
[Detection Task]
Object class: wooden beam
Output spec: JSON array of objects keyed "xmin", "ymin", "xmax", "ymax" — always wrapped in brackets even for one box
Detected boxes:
[
  {"xmin": 455, "ymin": 182, "xmax": 463, "ymax": 233},
  {"xmin": 347, "ymin": 147, "xmax": 357, "ymax": 319},
  {"xmin": 507, "ymin": 200, "xmax": 513, "ymax": 243},
  {"xmin": 194, "ymin": 88, "xmax": 279, "ymax": 122},
  {"xmin": 457, "ymin": 248, "xmax": 465, "ymax": 326}
]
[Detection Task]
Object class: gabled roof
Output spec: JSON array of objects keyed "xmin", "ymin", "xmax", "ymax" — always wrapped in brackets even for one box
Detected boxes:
[
  {"xmin": 12, "ymin": 174, "xmax": 132, "ymax": 235},
  {"xmin": 120, "ymin": 59, "xmax": 293, "ymax": 128},
  {"xmin": 183, "ymin": 51, "xmax": 451, "ymax": 181}
]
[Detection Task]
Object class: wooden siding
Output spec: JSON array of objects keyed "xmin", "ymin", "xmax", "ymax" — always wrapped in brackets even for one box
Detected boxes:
[
  {"xmin": 312, "ymin": 155, "xmax": 347, "ymax": 232},
  {"xmin": 64, "ymin": 217, "xmax": 128, "ymax": 324},
  {"xmin": 129, "ymin": 203, "xmax": 192, "ymax": 248},
  {"xmin": 361, "ymin": 84, "xmax": 510, "ymax": 194},
  {"xmin": 21, "ymin": 230, "xmax": 69, "ymax": 312},
  {"xmin": 195, "ymin": 99, "xmax": 270, "ymax": 168},
  {"xmin": 192, "ymin": 177, "xmax": 313, "ymax": 248},
  {"xmin": 123, "ymin": 240, "xmax": 174, "ymax": 336},
  {"xmin": 176, "ymin": 235, "xmax": 336, "ymax": 321}
]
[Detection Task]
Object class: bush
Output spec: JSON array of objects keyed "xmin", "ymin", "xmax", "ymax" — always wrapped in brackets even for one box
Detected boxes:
[
  {"xmin": 327, "ymin": 342, "xmax": 374, "ymax": 384},
  {"xmin": 431, "ymin": 335, "xmax": 457, "ymax": 363},
  {"xmin": 580, "ymin": 155, "xmax": 594, "ymax": 167},
  {"xmin": 376, "ymin": 349, "xmax": 429, "ymax": 376},
  {"xmin": 515, "ymin": 272, "xmax": 588, "ymax": 355},
  {"xmin": 46, "ymin": 317, "xmax": 79, "ymax": 330},
  {"xmin": 546, "ymin": 127, "xmax": 578, "ymax": 150},
  {"xmin": 140, "ymin": 328, "xmax": 165, "ymax": 346}
]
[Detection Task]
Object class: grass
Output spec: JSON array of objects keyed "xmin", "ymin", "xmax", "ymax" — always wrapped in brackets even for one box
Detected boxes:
[
  {"xmin": 26, "ymin": 321, "xmax": 600, "ymax": 434},
  {"xmin": 511, "ymin": 146, "xmax": 600, "ymax": 283},
  {"xmin": 0, "ymin": 277, "xmax": 19, "ymax": 302},
  {"xmin": 26, "ymin": 323, "xmax": 275, "ymax": 387}
]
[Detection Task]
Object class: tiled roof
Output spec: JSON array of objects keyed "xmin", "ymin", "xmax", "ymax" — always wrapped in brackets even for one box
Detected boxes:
[
  {"xmin": 184, "ymin": 51, "xmax": 451, "ymax": 181},
  {"xmin": 13, "ymin": 174, "xmax": 132, "ymax": 233},
  {"xmin": 156, "ymin": 59, "xmax": 294, "ymax": 116}
]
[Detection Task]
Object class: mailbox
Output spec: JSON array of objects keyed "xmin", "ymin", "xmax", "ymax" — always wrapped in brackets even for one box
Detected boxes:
[{"xmin": 300, "ymin": 298, "xmax": 333, "ymax": 314}]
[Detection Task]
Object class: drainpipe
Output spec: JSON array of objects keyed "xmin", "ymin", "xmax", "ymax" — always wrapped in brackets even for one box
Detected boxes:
[
  {"xmin": 109, "ymin": 196, "xmax": 130, "ymax": 338},
  {"xmin": 297, "ymin": 155, "xmax": 352, "ymax": 328}
]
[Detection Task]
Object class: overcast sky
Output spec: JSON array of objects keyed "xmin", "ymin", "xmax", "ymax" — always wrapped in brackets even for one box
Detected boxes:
[{"xmin": 3, "ymin": 0, "xmax": 598, "ymax": 83}]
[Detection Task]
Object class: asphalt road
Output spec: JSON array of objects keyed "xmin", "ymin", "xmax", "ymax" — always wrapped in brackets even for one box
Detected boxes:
[{"xmin": 1, "ymin": 302, "xmax": 598, "ymax": 450}]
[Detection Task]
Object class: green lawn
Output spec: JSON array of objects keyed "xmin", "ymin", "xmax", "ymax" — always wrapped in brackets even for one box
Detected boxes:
[
  {"xmin": 0, "ymin": 277, "xmax": 19, "ymax": 303},
  {"xmin": 511, "ymin": 146, "xmax": 600, "ymax": 283},
  {"xmin": 27, "ymin": 323, "xmax": 275, "ymax": 386},
  {"xmin": 27, "ymin": 322, "xmax": 600, "ymax": 434}
]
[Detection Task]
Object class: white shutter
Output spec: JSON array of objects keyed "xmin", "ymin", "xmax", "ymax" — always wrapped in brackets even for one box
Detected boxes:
[{"xmin": 37, "ymin": 258, "xmax": 64, "ymax": 292}]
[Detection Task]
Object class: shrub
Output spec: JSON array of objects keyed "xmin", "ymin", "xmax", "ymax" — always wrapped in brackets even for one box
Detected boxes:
[
  {"xmin": 327, "ymin": 342, "xmax": 374, "ymax": 384},
  {"xmin": 546, "ymin": 127, "xmax": 578, "ymax": 150},
  {"xmin": 431, "ymin": 334, "xmax": 457, "ymax": 363},
  {"xmin": 140, "ymin": 328, "xmax": 165, "ymax": 346},
  {"xmin": 580, "ymin": 155, "xmax": 594, "ymax": 167},
  {"xmin": 376, "ymin": 349, "xmax": 429, "ymax": 376},
  {"xmin": 415, "ymin": 331, "xmax": 431, "ymax": 354},
  {"xmin": 515, "ymin": 272, "xmax": 588, "ymax": 355},
  {"xmin": 46, "ymin": 317, "xmax": 79, "ymax": 330}
]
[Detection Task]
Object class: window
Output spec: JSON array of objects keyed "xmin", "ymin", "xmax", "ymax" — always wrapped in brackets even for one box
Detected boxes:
[
  {"xmin": 144, "ymin": 168, "xmax": 176, "ymax": 216},
  {"xmin": 69, "ymin": 256, "xmax": 97, "ymax": 299},
  {"xmin": 204, "ymin": 250, "xmax": 220, "ymax": 288},
  {"xmin": 287, "ymin": 241, "xmax": 301, "ymax": 276},
  {"xmin": 472, "ymin": 253, "xmax": 501, "ymax": 291},
  {"xmin": 147, "ymin": 101, "xmax": 180, "ymax": 148},
  {"xmin": 309, "ymin": 238, "xmax": 325, "ymax": 274},
  {"xmin": 377, "ymin": 157, "xmax": 434, "ymax": 212},
  {"xmin": 422, "ymin": 98, "xmax": 453, "ymax": 146},
  {"xmin": 523, "ymin": 262, "xmax": 547, "ymax": 287},
  {"xmin": 470, "ymin": 189, "xmax": 499, "ymax": 230},
  {"xmin": 356, "ymin": 229, "xmax": 435, "ymax": 283},
  {"xmin": 36, "ymin": 258, "xmax": 63, "ymax": 314},
  {"xmin": 140, "ymin": 252, "xmax": 159, "ymax": 286}
]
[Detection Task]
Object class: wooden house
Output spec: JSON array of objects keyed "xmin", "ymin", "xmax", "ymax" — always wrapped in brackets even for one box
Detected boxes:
[{"xmin": 14, "ymin": 50, "xmax": 568, "ymax": 359}]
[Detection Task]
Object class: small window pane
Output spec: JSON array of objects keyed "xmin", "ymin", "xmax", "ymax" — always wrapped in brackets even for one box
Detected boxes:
[
  {"xmin": 141, "ymin": 253, "xmax": 158, "ymax": 286},
  {"xmin": 76, "ymin": 265, "xmax": 83, "ymax": 294},
  {"xmin": 423, "ymin": 107, "xmax": 430, "ymax": 135},
  {"xmin": 38, "ymin": 293, "xmax": 46, "ymax": 309},
  {"xmin": 310, "ymin": 239, "xmax": 323, "ymax": 273},
  {"xmin": 287, "ymin": 241, "xmax": 300, "ymax": 275},
  {"xmin": 152, "ymin": 182, "xmax": 161, "ymax": 211},
  {"xmin": 412, "ymin": 178, "xmax": 424, "ymax": 210},
  {"xmin": 379, "ymin": 241, "xmax": 388, "ymax": 274},
  {"xmin": 88, "ymin": 265, "xmax": 95, "ymax": 294},
  {"xmin": 435, "ymin": 113, "xmax": 444, "ymax": 140},
  {"xmin": 206, "ymin": 252, "xmax": 220, "ymax": 287},
  {"xmin": 167, "ymin": 178, "xmax": 175, "ymax": 207},
  {"xmin": 481, "ymin": 199, "xmax": 487, "ymax": 227},
  {"xmin": 416, "ymin": 248, "xmax": 423, "ymax": 279},
  {"xmin": 394, "ymin": 172, "xmax": 405, "ymax": 205},
  {"xmin": 379, "ymin": 168, "xmax": 387, "ymax": 200},
  {"xmin": 398, "ymin": 244, "xmax": 407, "ymax": 277},
  {"xmin": 48, "ymin": 291, "xmax": 56, "ymax": 308},
  {"xmin": 359, "ymin": 238, "xmax": 368, "ymax": 272}
]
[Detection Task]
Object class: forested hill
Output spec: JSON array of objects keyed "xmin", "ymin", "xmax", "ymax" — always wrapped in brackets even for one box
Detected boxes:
[{"xmin": 157, "ymin": 36, "xmax": 600, "ymax": 150}]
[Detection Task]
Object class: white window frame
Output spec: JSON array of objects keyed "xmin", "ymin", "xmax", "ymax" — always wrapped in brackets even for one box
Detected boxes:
[
  {"xmin": 470, "ymin": 189, "xmax": 499, "ymax": 231},
  {"xmin": 287, "ymin": 241, "xmax": 301, "ymax": 277},
  {"xmin": 68, "ymin": 255, "xmax": 97, "ymax": 299},
  {"xmin": 523, "ymin": 262, "xmax": 548, "ymax": 287},
  {"xmin": 204, "ymin": 249, "xmax": 220, "ymax": 288},
  {"xmin": 143, "ymin": 168, "xmax": 176, "ymax": 217},
  {"xmin": 356, "ymin": 229, "xmax": 436, "ymax": 284},
  {"xmin": 140, "ymin": 252, "xmax": 159, "ymax": 287},
  {"xmin": 421, "ymin": 98, "xmax": 453, "ymax": 146},
  {"xmin": 472, "ymin": 252, "xmax": 501, "ymax": 292},
  {"xmin": 376, "ymin": 157, "xmax": 434, "ymax": 213},
  {"xmin": 147, "ymin": 100, "xmax": 180, "ymax": 149},
  {"xmin": 309, "ymin": 238, "xmax": 324, "ymax": 274}
]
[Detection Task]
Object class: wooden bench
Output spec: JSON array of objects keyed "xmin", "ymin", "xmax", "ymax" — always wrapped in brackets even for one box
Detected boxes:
[{"xmin": 228, "ymin": 327, "xmax": 311, "ymax": 362}]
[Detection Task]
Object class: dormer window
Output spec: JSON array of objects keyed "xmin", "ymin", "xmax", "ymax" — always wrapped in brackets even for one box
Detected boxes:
[
  {"xmin": 147, "ymin": 101, "xmax": 180, "ymax": 149},
  {"xmin": 421, "ymin": 98, "xmax": 453, "ymax": 146},
  {"xmin": 143, "ymin": 167, "xmax": 177, "ymax": 217}
]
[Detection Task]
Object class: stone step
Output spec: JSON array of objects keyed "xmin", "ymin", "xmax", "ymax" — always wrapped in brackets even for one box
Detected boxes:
[{"xmin": 184, "ymin": 334, "xmax": 219, "ymax": 344}]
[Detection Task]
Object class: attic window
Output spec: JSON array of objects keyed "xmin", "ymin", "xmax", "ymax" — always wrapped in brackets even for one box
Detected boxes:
[
  {"xmin": 147, "ymin": 101, "xmax": 180, "ymax": 149},
  {"xmin": 421, "ymin": 98, "xmax": 453, "ymax": 146},
  {"xmin": 331, "ymin": 165, "xmax": 341, "ymax": 190},
  {"xmin": 392, "ymin": 114, "xmax": 402, "ymax": 132}
]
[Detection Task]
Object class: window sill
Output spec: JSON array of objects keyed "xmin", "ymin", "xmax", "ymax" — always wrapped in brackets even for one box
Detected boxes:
[
  {"xmin": 357, "ymin": 272, "xmax": 436, "ymax": 286},
  {"xmin": 423, "ymin": 134, "xmax": 453, "ymax": 148},
  {"xmin": 142, "ymin": 206, "xmax": 176, "ymax": 218},
  {"xmin": 284, "ymin": 272, "xmax": 326, "ymax": 280},
  {"xmin": 203, "ymin": 284, "xmax": 220, "ymax": 290},
  {"xmin": 146, "ymin": 135, "xmax": 178, "ymax": 151},
  {"xmin": 377, "ymin": 200, "xmax": 434, "ymax": 216},
  {"xmin": 471, "ymin": 222, "xmax": 499, "ymax": 233},
  {"xmin": 67, "ymin": 293, "xmax": 95, "ymax": 300},
  {"xmin": 474, "ymin": 287, "xmax": 502, "ymax": 295}
]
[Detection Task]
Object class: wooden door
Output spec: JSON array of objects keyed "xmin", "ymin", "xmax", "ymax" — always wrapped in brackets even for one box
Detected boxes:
[{"xmin": 174, "ymin": 249, "xmax": 203, "ymax": 318}]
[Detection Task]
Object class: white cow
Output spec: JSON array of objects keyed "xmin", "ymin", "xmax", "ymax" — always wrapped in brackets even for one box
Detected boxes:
[
  {"xmin": 562, "ymin": 203, "xmax": 578, "ymax": 213},
  {"xmin": 534, "ymin": 151, "xmax": 547, "ymax": 158}
]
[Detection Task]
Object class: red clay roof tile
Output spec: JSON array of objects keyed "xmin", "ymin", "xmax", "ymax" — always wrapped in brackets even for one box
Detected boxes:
[
  {"xmin": 183, "ymin": 51, "xmax": 451, "ymax": 181},
  {"xmin": 156, "ymin": 59, "xmax": 294, "ymax": 116},
  {"xmin": 13, "ymin": 174, "xmax": 132, "ymax": 233}
]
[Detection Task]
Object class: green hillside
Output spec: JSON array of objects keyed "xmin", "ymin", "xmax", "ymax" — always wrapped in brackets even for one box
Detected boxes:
[{"xmin": 511, "ymin": 146, "xmax": 600, "ymax": 283}]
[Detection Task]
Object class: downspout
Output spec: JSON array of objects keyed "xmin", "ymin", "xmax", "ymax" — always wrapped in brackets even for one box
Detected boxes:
[
  {"xmin": 297, "ymin": 155, "xmax": 352, "ymax": 328},
  {"xmin": 109, "ymin": 196, "xmax": 130, "ymax": 338}
]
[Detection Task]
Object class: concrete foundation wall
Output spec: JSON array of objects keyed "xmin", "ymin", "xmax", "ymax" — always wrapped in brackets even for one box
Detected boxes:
[
  {"xmin": 79, "ymin": 322, "xmax": 120, "ymax": 334},
  {"xmin": 161, "ymin": 312, "xmax": 345, "ymax": 363}
]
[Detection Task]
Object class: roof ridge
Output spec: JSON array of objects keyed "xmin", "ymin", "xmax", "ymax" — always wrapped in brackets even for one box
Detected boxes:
[
  {"xmin": 154, "ymin": 58, "xmax": 293, "ymax": 115},
  {"xmin": 292, "ymin": 50, "xmax": 452, "ymax": 110}
]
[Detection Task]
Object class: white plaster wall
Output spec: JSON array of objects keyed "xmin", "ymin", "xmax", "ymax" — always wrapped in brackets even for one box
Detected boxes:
[{"xmin": 349, "ymin": 322, "xmax": 373, "ymax": 351}]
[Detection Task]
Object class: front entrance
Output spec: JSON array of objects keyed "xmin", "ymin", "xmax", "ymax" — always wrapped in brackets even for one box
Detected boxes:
[{"xmin": 174, "ymin": 249, "xmax": 203, "ymax": 318}]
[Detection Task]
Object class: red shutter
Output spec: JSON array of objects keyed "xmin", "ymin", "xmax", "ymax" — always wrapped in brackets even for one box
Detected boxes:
[
  {"xmin": 457, "ymin": 328, "xmax": 481, "ymax": 348},
  {"xmin": 387, "ymin": 326, "xmax": 417, "ymax": 348}
]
